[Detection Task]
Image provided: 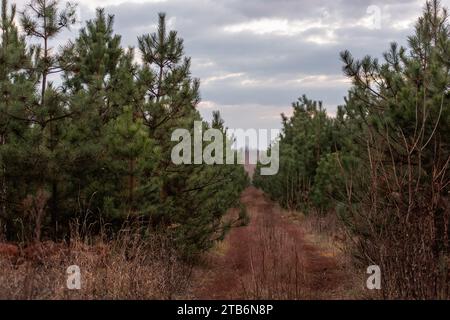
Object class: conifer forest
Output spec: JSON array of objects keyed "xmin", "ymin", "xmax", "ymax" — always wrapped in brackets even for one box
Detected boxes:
[{"xmin": 0, "ymin": 0, "xmax": 449, "ymax": 301}]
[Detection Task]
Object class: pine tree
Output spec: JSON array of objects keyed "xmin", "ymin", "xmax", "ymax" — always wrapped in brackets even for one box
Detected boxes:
[
  {"xmin": 134, "ymin": 14, "xmax": 247, "ymax": 253},
  {"xmin": 0, "ymin": 0, "xmax": 35, "ymax": 237},
  {"xmin": 0, "ymin": 3, "xmax": 248, "ymax": 254},
  {"xmin": 254, "ymin": 95, "xmax": 334, "ymax": 211},
  {"xmin": 59, "ymin": 9, "xmax": 134, "ymax": 223},
  {"xmin": 338, "ymin": 0, "xmax": 449, "ymax": 298},
  {"xmin": 61, "ymin": 8, "xmax": 124, "ymax": 120},
  {"xmin": 103, "ymin": 106, "xmax": 158, "ymax": 218},
  {"xmin": 17, "ymin": 0, "xmax": 77, "ymax": 237}
]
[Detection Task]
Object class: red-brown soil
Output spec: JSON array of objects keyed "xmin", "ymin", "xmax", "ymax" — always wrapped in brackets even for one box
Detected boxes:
[{"xmin": 191, "ymin": 186, "xmax": 353, "ymax": 299}]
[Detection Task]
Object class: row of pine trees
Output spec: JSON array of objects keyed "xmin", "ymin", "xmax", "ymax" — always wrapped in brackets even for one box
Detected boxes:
[
  {"xmin": 254, "ymin": 0, "xmax": 449, "ymax": 299},
  {"xmin": 0, "ymin": 0, "xmax": 248, "ymax": 255}
]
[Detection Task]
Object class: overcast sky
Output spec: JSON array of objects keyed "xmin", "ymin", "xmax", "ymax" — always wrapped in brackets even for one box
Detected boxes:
[{"xmin": 14, "ymin": 0, "xmax": 450, "ymax": 130}]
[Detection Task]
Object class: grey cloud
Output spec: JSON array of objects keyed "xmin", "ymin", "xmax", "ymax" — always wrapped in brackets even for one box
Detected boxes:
[
  {"xmin": 13, "ymin": 0, "xmax": 450, "ymax": 130},
  {"xmin": 101, "ymin": 0, "xmax": 445, "ymax": 130}
]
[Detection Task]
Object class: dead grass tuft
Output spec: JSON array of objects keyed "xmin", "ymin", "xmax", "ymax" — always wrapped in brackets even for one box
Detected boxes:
[{"xmin": 0, "ymin": 221, "xmax": 192, "ymax": 300}]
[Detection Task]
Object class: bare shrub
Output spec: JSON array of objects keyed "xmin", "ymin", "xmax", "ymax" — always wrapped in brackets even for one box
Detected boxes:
[
  {"xmin": 336, "ymin": 0, "xmax": 450, "ymax": 299},
  {"xmin": 297, "ymin": 211, "xmax": 368, "ymax": 299},
  {"xmin": 0, "ymin": 222, "xmax": 193, "ymax": 300},
  {"xmin": 240, "ymin": 215, "xmax": 307, "ymax": 299},
  {"xmin": 22, "ymin": 188, "xmax": 50, "ymax": 243},
  {"xmin": 337, "ymin": 122, "xmax": 450, "ymax": 299},
  {"xmin": 340, "ymin": 152, "xmax": 450, "ymax": 299}
]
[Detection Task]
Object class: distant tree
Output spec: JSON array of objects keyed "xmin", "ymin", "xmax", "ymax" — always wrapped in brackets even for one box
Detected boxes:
[{"xmin": 254, "ymin": 95, "xmax": 334, "ymax": 211}]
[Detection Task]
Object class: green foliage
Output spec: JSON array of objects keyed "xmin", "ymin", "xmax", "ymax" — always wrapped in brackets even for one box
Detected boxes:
[
  {"xmin": 237, "ymin": 203, "xmax": 250, "ymax": 227},
  {"xmin": 336, "ymin": 1, "xmax": 449, "ymax": 298},
  {"xmin": 253, "ymin": 95, "xmax": 339, "ymax": 212},
  {"xmin": 0, "ymin": 1, "xmax": 248, "ymax": 255},
  {"xmin": 254, "ymin": 0, "xmax": 449, "ymax": 298},
  {"xmin": 0, "ymin": 0, "xmax": 36, "ymax": 238},
  {"xmin": 310, "ymin": 153, "xmax": 339, "ymax": 210}
]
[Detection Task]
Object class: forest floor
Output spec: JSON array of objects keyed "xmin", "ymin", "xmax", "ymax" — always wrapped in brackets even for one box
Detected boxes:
[
  {"xmin": 189, "ymin": 186, "xmax": 364, "ymax": 299},
  {"xmin": 0, "ymin": 165, "xmax": 364, "ymax": 299}
]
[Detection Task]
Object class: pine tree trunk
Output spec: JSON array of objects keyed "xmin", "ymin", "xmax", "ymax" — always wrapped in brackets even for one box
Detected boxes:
[
  {"xmin": 51, "ymin": 181, "xmax": 58, "ymax": 239},
  {"xmin": 0, "ymin": 133, "xmax": 6, "ymax": 224}
]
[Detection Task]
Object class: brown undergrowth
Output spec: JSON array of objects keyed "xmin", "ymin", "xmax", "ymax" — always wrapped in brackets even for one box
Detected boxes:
[
  {"xmin": 191, "ymin": 187, "xmax": 366, "ymax": 299},
  {"xmin": 0, "ymin": 222, "xmax": 192, "ymax": 300}
]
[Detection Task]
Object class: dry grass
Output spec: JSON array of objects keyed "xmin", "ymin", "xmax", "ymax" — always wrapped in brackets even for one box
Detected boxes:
[
  {"xmin": 0, "ymin": 222, "xmax": 193, "ymax": 300},
  {"xmin": 240, "ymin": 201, "xmax": 368, "ymax": 300},
  {"xmin": 294, "ymin": 211, "xmax": 370, "ymax": 299},
  {"xmin": 240, "ymin": 217, "xmax": 307, "ymax": 299},
  {"xmin": 294, "ymin": 211, "xmax": 345, "ymax": 257}
]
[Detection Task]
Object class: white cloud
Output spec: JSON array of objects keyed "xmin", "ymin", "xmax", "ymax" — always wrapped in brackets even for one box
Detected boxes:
[
  {"xmin": 12, "ymin": 0, "xmax": 168, "ymax": 11},
  {"xmin": 77, "ymin": 0, "xmax": 167, "ymax": 10},
  {"xmin": 222, "ymin": 17, "xmax": 346, "ymax": 45},
  {"xmin": 202, "ymin": 72, "xmax": 245, "ymax": 85},
  {"xmin": 9, "ymin": 0, "xmax": 450, "ymax": 132},
  {"xmin": 209, "ymin": 73, "xmax": 349, "ymax": 90},
  {"xmin": 223, "ymin": 18, "xmax": 325, "ymax": 36},
  {"xmin": 289, "ymin": 74, "xmax": 350, "ymax": 88},
  {"xmin": 197, "ymin": 100, "xmax": 218, "ymax": 110},
  {"xmin": 192, "ymin": 58, "xmax": 216, "ymax": 69},
  {"xmin": 199, "ymin": 102, "xmax": 292, "ymax": 131}
]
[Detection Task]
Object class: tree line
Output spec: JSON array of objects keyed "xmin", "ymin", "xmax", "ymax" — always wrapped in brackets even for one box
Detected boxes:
[
  {"xmin": 254, "ymin": 0, "xmax": 449, "ymax": 299},
  {"xmin": 0, "ymin": 0, "xmax": 248, "ymax": 256}
]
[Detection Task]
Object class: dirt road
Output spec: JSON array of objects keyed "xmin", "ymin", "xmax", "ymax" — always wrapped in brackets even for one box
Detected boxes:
[{"xmin": 191, "ymin": 186, "xmax": 355, "ymax": 299}]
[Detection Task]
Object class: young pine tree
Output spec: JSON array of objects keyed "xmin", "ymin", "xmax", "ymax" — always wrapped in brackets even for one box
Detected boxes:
[
  {"xmin": 18, "ymin": 0, "xmax": 77, "ymax": 237},
  {"xmin": 0, "ymin": 0, "xmax": 36, "ymax": 237},
  {"xmin": 135, "ymin": 14, "xmax": 247, "ymax": 254},
  {"xmin": 340, "ymin": 0, "xmax": 449, "ymax": 298}
]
